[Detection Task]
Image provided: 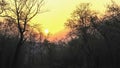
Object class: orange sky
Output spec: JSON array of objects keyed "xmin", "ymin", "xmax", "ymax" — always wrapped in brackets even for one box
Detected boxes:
[{"xmin": 31, "ymin": 0, "xmax": 120, "ymax": 40}]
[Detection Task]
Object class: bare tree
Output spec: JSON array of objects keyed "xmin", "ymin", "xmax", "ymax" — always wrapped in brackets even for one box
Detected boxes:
[
  {"xmin": 0, "ymin": 0, "xmax": 45, "ymax": 67},
  {"xmin": 65, "ymin": 3, "xmax": 97, "ymax": 41},
  {"xmin": 65, "ymin": 3, "xmax": 98, "ymax": 68}
]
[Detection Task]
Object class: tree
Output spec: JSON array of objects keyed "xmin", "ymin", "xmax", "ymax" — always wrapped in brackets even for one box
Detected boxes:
[
  {"xmin": 65, "ymin": 3, "xmax": 98, "ymax": 49},
  {"xmin": 65, "ymin": 3, "xmax": 98, "ymax": 68},
  {"xmin": 65, "ymin": 3, "xmax": 97, "ymax": 41},
  {"xmin": 89, "ymin": 1, "xmax": 120, "ymax": 67},
  {"xmin": 0, "ymin": 0, "xmax": 45, "ymax": 68}
]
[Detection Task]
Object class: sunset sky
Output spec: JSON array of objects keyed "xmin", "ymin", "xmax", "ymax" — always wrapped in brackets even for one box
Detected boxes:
[{"xmin": 32, "ymin": 0, "xmax": 120, "ymax": 36}]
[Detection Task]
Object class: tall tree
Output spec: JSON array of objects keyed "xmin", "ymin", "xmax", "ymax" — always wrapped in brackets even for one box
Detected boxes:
[
  {"xmin": 0, "ymin": 0, "xmax": 45, "ymax": 68},
  {"xmin": 65, "ymin": 3, "xmax": 97, "ymax": 41},
  {"xmin": 90, "ymin": 1, "xmax": 120, "ymax": 67},
  {"xmin": 65, "ymin": 3, "xmax": 98, "ymax": 68}
]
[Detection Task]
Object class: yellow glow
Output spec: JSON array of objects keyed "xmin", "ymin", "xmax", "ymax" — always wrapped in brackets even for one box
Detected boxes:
[
  {"xmin": 44, "ymin": 29, "xmax": 49, "ymax": 34},
  {"xmin": 32, "ymin": 0, "xmax": 120, "ymax": 35}
]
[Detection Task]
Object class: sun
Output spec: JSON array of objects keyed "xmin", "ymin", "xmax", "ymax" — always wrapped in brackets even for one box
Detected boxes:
[{"xmin": 44, "ymin": 29, "xmax": 49, "ymax": 34}]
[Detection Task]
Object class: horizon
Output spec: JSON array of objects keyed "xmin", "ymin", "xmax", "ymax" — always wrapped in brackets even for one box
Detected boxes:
[
  {"xmin": 1, "ymin": 0, "xmax": 120, "ymax": 68},
  {"xmin": 32, "ymin": 0, "xmax": 120, "ymax": 41},
  {"xmin": 33, "ymin": 0, "xmax": 115, "ymax": 34}
]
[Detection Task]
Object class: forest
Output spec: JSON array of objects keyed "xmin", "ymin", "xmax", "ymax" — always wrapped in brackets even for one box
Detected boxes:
[{"xmin": 0, "ymin": 0, "xmax": 120, "ymax": 68}]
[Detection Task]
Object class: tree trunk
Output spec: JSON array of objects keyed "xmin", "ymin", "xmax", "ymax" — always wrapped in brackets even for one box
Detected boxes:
[{"xmin": 12, "ymin": 32, "xmax": 24, "ymax": 68}]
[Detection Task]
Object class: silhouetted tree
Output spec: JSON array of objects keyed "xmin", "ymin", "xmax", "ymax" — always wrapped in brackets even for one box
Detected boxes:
[
  {"xmin": 85, "ymin": 1, "xmax": 120, "ymax": 67},
  {"xmin": 65, "ymin": 3, "xmax": 99, "ymax": 68},
  {"xmin": 0, "ymin": 0, "xmax": 45, "ymax": 68}
]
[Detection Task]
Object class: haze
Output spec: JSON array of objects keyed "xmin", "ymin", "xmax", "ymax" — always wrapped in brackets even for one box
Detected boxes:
[{"xmin": 32, "ymin": 0, "xmax": 119, "ymax": 35}]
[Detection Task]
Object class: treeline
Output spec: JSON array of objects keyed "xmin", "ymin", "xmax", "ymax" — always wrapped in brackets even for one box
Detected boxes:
[
  {"xmin": 64, "ymin": 2, "xmax": 120, "ymax": 68},
  {"xmin": 0, "ymin": 1, "xmax": 120, "ymax": 68}
]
